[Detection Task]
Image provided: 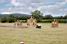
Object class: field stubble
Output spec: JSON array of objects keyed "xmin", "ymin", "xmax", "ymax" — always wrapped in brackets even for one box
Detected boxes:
[{"xmin": 0, "ymin": 23, "xmax": 67, "ymax": 44}]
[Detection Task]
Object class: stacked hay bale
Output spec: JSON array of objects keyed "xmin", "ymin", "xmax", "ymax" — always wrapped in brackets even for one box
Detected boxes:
[
  {"xmin": 14, "ymin": 20, "xmax": 22, "ymax": 27},
  {"xmin": 27, "ymin": 16, "xmax": 37, "ymax": 27},
  {"xmin": 52, "ymin": 19, "xmax": 59, "ymax": 27},
  {"xmin": 33, "ymin": 19, "xmax": 37, "ymax": 27}
]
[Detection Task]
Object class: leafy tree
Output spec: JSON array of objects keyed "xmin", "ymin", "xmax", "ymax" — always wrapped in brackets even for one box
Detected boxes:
[
  {"xmin": 64, "ymin": 15, "xmax": 67, "ymax": 19},
  {"xmin": 1, "ymin": 17, "xmax": 7, "ymax": 23},
  {"xmin": 32, "ymin": 10, "xmax": 43, "ymax": 20}
]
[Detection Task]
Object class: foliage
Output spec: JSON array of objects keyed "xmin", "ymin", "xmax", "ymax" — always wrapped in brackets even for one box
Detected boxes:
[
  {"xmin": 63, "ymin": 15, "xmax": 67, "ymax": 19},
  {"xmin": 43, "ymin": 15, "xmax": 53, "ymax": 19},
  {"xmin": 31, "ymin": 10, "xmax": 43, "ymax": 21},
  {"xmin": 0, "ymin": 13, "xmax": 67, "ymax": 23}
]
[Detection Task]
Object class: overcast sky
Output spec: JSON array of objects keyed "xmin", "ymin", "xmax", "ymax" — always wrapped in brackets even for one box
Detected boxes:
[{"xmin": 0, "ymin": 0, "xmax": 67, "ymax": 16}]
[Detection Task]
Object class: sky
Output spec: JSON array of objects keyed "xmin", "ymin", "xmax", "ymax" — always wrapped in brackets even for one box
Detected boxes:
[{"xmin": 0, "ymin": 0, "xmax": 67, "ymax": 16}]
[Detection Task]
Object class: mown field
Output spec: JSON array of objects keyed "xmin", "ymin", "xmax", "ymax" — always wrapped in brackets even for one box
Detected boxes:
[{"xmin": 0, "ymin": 23, "xmax": 67, "ymax": 44}]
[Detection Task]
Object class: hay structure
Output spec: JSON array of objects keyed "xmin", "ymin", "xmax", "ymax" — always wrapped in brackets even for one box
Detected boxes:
[
  {"xmin": 14, "ymin": 20, "xmax": 22, "ymax": 27},
  {"xmin": 27, "ymin": 16, "xmax": 37, "ymax": 27},
  {"xmin": 14, "ymin": 16, "xmax": 39, "ymax": 28},
  {"xmin": 52, "ymin": 19, "xmax": 59, "ymax": 27}
]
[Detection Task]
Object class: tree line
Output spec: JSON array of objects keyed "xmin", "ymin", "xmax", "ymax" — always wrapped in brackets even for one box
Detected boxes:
[{"xmin": 0, "ymin": 10, "xmax": 67, "ymax": 23}]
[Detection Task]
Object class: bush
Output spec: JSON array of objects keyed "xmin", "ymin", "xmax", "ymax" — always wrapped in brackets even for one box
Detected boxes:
[{"xmin": 37, "ymin": 19, "xmax": 67, "ymax": 23}]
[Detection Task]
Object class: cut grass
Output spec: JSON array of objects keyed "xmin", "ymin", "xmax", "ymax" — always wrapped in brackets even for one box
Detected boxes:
[{"xmin": 0, "ymin": 23, "xmax": 67, "ymax": 44}]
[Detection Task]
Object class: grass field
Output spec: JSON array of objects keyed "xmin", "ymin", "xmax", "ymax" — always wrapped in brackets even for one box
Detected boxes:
[{"xmin": 0, "ymin": 23, "xmax": 67, "ymax": 44}]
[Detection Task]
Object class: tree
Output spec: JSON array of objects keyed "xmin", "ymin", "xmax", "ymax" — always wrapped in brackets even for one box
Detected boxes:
[
  {"xmin": 1, "ymin": 17, "xmax": 7, "ymax": 23},
  {"xmin": 31, "ymin": 10, "xmax": 43, "ymax": 20},
  {"xmin": 64, "ymin": 15, "xmax": 67, "ymax": 19},
  {"xmin": 44, "ymin": 15, "xmax": 53, "ymax": 19}
]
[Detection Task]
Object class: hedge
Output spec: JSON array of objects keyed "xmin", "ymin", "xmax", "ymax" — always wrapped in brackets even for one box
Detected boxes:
[{"xmin": 0, "ymin": 19, "xmax": 67, "ymax": 23}]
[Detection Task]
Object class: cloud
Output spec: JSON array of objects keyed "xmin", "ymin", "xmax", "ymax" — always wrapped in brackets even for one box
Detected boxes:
[
  {"xmin": 37, "ymin": 2, "xmax": 66, "ymax": 16},
  {"xmin": 65, "ymin": 0, "xmax": 67, "ymax": 2},
  {"xmin": 0, "ymin": 0, "xmax": 67, "ymax": 16},
  {"xmin": 1, "ymin": 12, "xmax": 12, "ymax": 14},
  {"xmin": 11, "ymin": 0, "xmax": 16, "ymax": 4},
  {"xmin": 11, "ymin": 0, "xmax": 20, "ymax": 6}
]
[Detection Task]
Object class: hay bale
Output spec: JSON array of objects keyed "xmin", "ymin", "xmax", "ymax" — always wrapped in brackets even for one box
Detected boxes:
[
  {"xmin": 14, "ymin": 20, "xmax": 22, "ymax": 27},
  {"xmin": 52, "ymin": 21, "xmax": 59, "ymax": 27},
  {"xmin": 27, "ymin": 17, "xmax": 37, "ymax": 27}
]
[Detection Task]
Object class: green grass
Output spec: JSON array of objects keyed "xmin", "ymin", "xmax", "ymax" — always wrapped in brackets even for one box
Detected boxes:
[{"xmin": 0, "ymin": 23, "xmax": 67, "ymax": 44}]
